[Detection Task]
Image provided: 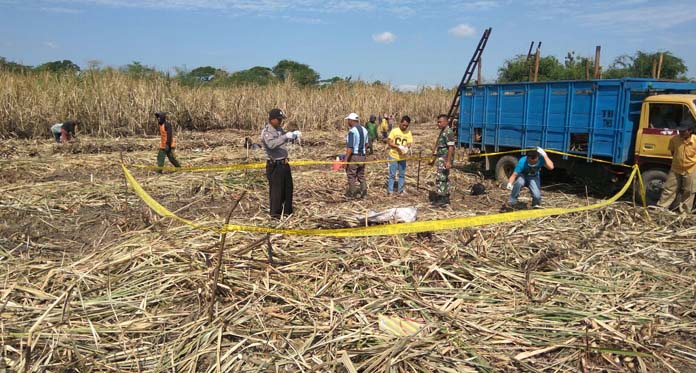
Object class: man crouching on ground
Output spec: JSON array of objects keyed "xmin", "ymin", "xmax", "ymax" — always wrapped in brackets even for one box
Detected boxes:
[{"xmin": 506, "ymin": 147, "xmax": 554, "ymax": 209}]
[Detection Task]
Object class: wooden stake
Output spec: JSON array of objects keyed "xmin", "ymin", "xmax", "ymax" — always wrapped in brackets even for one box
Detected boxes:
[
  {"xmin": 593, "ymin": 46, "xmax": 601, "ymax": 79},
  {"xmin": 533, "ymin": 47, "xmax": 541, "ymax": 82},
  {"xmin": 416, "ymin": 150, "xmax": 422, "ymax": 190},
  {"xmin": 657, "ymin": 53, "xmax": 664, "ymax": 79},
  {"xmin": 527, "ymin": 41, "xmax": 535, "ymax": 82},
  {"xmin": 208, "ymin": 191, "xmax": 247, "ymax": 324},
  {"xmin": 477, "ymin": 57, "xmax": 482, "ymax": 85}
]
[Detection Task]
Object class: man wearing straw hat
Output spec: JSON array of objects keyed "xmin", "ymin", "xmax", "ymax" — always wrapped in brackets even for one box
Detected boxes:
[
  {"xmin": 656, "ymin": 124, "xmax": 696, "ymax": 213},
  {"xmin": 261, "ymin": 108, "xmax": 301, "ymax": 219},
  {"xmin": 344, "ymin": 112, "xmax": 369, "ymax": 198}
]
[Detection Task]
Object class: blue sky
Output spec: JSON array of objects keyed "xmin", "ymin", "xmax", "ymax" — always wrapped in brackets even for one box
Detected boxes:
[{"xmin": 1, "ymin": 0, "xmax": 695, "ymax": 88}]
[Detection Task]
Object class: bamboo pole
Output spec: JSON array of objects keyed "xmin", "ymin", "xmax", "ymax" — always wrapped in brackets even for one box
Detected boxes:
[
  {"xmin": 527, "ymin": 41, "xmax": 535, "ymax": 82},
  {"xmin": 477, "ymin": 58, "xmax": 482, "ymax": 85},
  {"xmin": 593, "ymin": 46, "xmax": 601, "ymax": 79},
  {"xmin": 533, "ymin": 47, "xmax": 541, "ymax": 82},
  {"xmin": 416, "ymin": 150, "xmax": 422, "ymax": 190},
  {"xmin": 657, "ymin": 53, "xmax": 664, "ymax": 79}
]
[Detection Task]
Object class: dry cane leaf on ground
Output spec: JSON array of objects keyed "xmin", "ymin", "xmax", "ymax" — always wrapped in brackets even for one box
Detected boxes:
[{"xmin": 0, "ymin": 128, "xmax": 695, "ymax": 372}]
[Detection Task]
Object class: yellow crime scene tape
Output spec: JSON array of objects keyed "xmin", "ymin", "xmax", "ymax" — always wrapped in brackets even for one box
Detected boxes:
[
  {"xmin": 132, "ymin": 148, "xmax": 634, "ymax": 173},
  {"xmin": 122, "ymin": 150, "xmax": 646, "ymax": 237}
]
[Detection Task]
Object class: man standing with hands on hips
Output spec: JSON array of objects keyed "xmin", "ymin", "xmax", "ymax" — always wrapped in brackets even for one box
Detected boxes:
[
  {"xmin": 261, "ymin": 108, "xmax": 301, "ymax": 219},
  {"xmin": 506, "ymin": 147, "xmax": 554, "ymax": 209}
]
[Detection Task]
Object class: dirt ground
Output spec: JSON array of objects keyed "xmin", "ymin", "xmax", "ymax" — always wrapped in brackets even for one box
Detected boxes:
[{"xmin": 1, "ymin": 125, "xmax": 695, "ymax": 372}]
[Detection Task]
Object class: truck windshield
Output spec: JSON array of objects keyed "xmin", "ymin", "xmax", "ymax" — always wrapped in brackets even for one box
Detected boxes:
[{"xmin": 649, "ymin": 103, "xmax": 696, "ymax": 129}]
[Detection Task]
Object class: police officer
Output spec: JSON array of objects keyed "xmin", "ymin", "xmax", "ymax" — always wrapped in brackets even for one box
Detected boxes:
[{"xmin": 261, "ymin": 108, "xmax": 301, "ymax": 219}]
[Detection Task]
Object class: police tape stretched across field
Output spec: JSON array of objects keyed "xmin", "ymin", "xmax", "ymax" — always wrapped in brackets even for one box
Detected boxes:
[{"xmin": 121, "ymin": 158, "xmax": 646, "ymax": 237}]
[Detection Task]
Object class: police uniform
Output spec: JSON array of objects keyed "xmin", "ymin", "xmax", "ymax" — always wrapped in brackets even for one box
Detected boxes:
[
  {"xmin": 261, "ymin": 117, "xmax": 293, "ymax": 218},
  {"xmin": 434, "ymin": 127, "xmax": 455, "ymax": 204}
]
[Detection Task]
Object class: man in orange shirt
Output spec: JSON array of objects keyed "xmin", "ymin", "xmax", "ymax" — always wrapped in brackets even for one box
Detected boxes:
[
  {"xmin": 657, "ymin": 125, "xmax": 696, "ymax": 213},
  {"xmin": 155, "ymin": 112, "xmax": 181, "ymax": 173}
]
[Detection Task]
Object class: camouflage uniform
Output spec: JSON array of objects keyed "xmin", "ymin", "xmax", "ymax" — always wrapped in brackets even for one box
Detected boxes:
[{"xmin": 434, "ymin": 127, "xmax": 455, "ymax": 203}]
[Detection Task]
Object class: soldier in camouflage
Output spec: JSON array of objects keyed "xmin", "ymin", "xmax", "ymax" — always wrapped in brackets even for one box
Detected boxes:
[{"xmin": 432, "ymin": 114, "xmax": 455, "ymax": 207}]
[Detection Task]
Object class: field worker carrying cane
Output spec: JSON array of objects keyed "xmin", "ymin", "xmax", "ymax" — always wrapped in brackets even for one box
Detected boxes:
[
  {"xmin": 261, "ymin": 108, "xmax": 301, "ymax": 219},
  {"xmin": 155, "ymin": 112, "xmax": 181, "ymax": 173},
  {"xmin": 656, "ymin": 124, "xmax": 696, "ymax": 213},
  {"xmin": 506, "ymin": 147, "xmax": 554, "ymax": 209},
  {"xmin": 344, "ymin": 112, "xmax": 369, "ymax": 198}
]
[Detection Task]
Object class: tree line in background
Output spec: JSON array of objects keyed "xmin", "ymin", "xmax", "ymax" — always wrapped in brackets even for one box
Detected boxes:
[
  {"xmin": 0, "ymin": 57, "xmax": 355, "ymax": 87},
  {"xmin": 497, "ymin": 51, "xmax": 690, "ymax": 82},
  {"xmin": 1, "ymin": 49, "xmax": 691, "ymax": 88}
]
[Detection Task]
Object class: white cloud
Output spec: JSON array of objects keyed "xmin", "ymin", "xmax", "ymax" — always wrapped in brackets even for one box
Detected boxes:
[
  {"xmin": 41, "ymin": 7, "xmax": 83, "ymax": 13},
  {"xmin": 577, "ymin": 4, "xmax": 696, "ymax": 30},
  {"xmin": 372, "ymin": 31, "xmax": 396, "ymax": 44},
  {"xmin": 448, "ymin": 23, "xmax": 475, "ymax": 38},
  {"xmin": 38, "ymin": 0, "xmax": 496, "ymax": 17},
  {"xmin": 396, "ymin": 84, "xmax": 419, "ymax": 92},
  {"xmin": 281, "ymin": 15, "xmax": 325, "ymax": 24},
  {"xmin": 44, "ymin": 41, "xmax": 60, "ymax": 49}
]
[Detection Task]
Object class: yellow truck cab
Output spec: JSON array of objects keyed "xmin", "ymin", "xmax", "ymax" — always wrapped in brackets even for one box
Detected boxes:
[
  {"xmin": 636, "ymin": 94, "xmax": 696, "ymax": 160},
  {"xmin": 635, "ymin": 94, "xmax": 696, "ymax": 201}
]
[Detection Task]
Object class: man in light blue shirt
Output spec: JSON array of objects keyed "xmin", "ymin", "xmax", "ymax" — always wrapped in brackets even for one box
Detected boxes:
[
  {"xmin": 344, "ymin": 112, "xmax": 369, "ymax": 198},
  {"xmin": 506, "ymin": 147, "xmax": 554, "ymax": 208}
]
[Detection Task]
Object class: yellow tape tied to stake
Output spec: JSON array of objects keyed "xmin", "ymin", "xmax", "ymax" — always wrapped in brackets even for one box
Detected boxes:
[{"xmin": 122, "ymin": 161, "xmax": 644, "ymax": 237}]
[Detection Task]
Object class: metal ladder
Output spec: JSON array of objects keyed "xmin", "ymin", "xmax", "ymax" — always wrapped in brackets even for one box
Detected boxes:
[{"xmin": 446, "ymin": 27, "xmax": 492, "ymax": 125}]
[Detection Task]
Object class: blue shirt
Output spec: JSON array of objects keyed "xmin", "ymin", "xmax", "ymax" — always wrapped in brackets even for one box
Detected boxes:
[
  {"xmin": 514, "ymin": 156, "xmax": 546, "ymax": 176},
  {"xmin": 346, "ymin": 125, "xmax": 368, "ymax": 155}
]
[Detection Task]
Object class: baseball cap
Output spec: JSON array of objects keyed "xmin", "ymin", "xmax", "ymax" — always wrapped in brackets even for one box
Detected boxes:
[
  {"xmin": 345, "ymin": 113, "xmax": 359, "ymax": 121},
  {"xmin": 269, "ymin": 108, "xmax": 286, "ymax": 120}
]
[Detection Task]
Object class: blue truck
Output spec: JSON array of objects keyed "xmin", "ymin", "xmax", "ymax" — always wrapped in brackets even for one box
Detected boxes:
[{"xmin": 457, "ymin": 78, "xmax": 696, "ymax": 202}]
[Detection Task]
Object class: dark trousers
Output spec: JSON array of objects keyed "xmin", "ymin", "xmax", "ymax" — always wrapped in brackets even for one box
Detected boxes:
[
  {"xmin": 157, "ymin": 148, "xmax": 181, "ymax": 170},
  {"xmin": 266, "ymin": 161, "xmax": 293, "ymax": 218},
  {"xmin": 346, "ymin": 155, "xmax": 366, "ymax": 186}
]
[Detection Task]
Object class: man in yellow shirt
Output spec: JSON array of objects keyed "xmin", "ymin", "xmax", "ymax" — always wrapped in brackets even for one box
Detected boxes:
[
  {"xmin": 379, "ymin": 114, "xmax": 389, "ymax": 141},
  {"xmin": 657, "ymin": 125, "xmax": 696, "ymax": 213},
  {"xmin": 386, "ymin": 116, "xmax": 414, "ymax": 195}
]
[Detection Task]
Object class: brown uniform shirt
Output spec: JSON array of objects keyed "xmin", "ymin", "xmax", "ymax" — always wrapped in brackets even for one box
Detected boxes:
[{"xmin": 669, "ymin": 134, "xmax": 696, "ymax": 175}]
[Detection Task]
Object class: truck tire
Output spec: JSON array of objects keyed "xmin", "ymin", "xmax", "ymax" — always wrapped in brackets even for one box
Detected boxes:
[
  {"xmin": 641, "ymin": 169, "xmax": 668, "ymax": 205},
  {"xmin": 495, "ymin": 155, "xmax": 518, "ymax": 184}
]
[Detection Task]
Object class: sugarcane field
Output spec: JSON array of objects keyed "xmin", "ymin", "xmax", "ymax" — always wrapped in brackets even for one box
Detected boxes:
[{"xmin": 2, "ymin": 5, "xmax": 696, "ymax": 371}]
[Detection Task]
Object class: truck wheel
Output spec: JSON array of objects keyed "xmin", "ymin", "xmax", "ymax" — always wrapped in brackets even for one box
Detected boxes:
[
  {"xmin": 495, "ymin": 155, "xmax": 518, "ymax": 184},
  {"xmin": 641, "ymin": 169, "xmax": 668, "ymax": 205}
]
